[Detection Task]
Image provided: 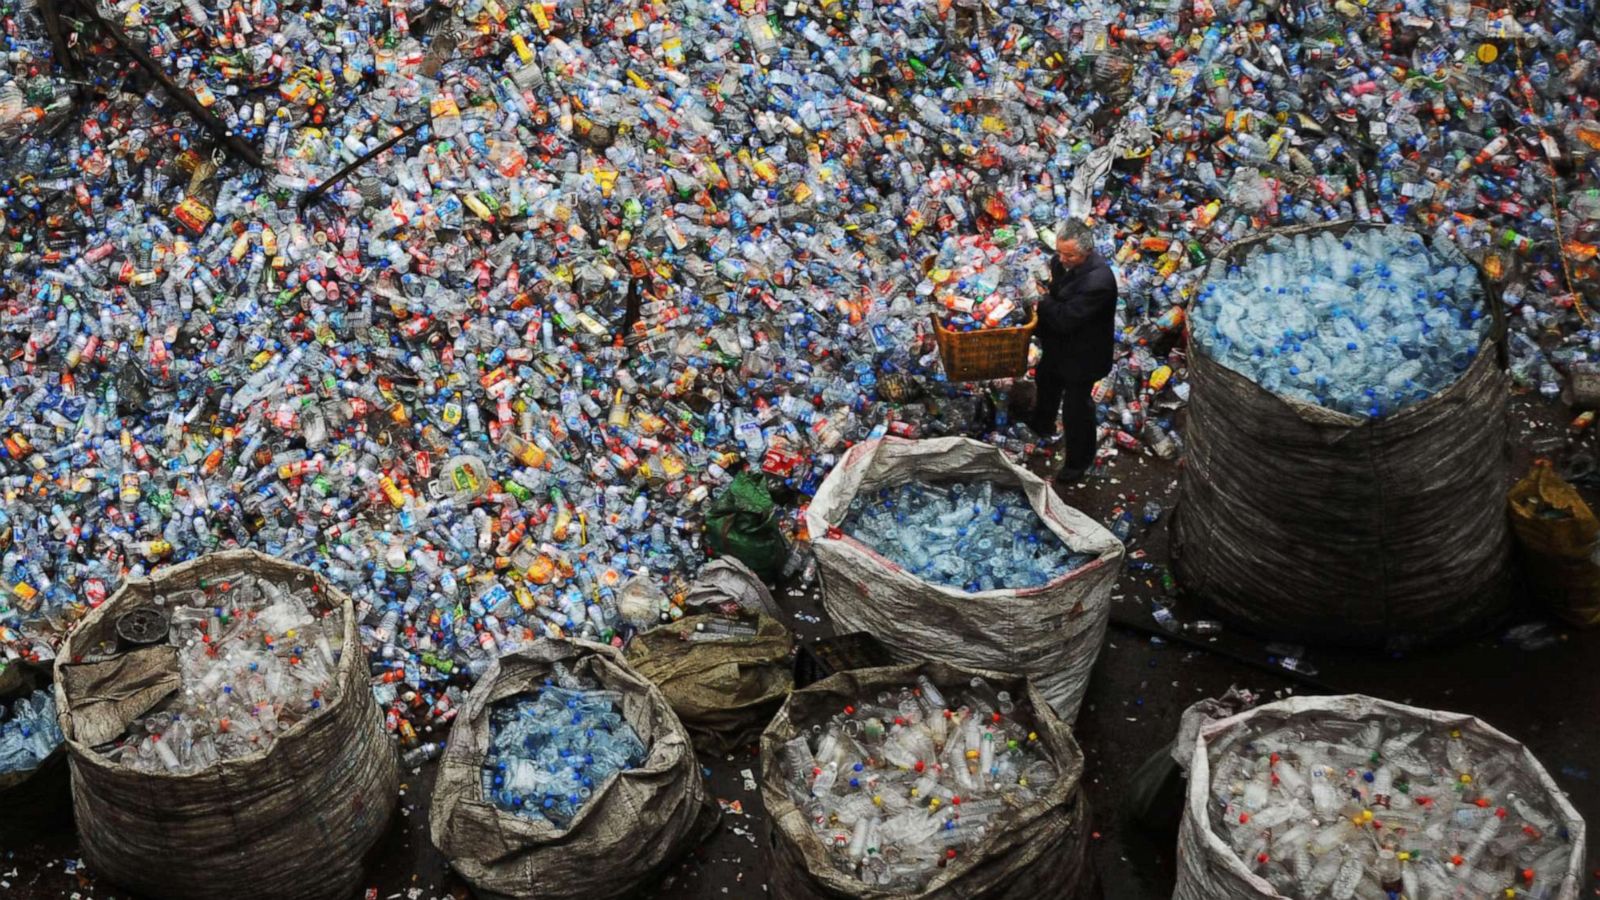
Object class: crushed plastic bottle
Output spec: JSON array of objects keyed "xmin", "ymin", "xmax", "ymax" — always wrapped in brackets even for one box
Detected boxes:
[
  {"xmin": 0, "ymin": 687, "xmax": 62, "ymax": 775},
  {"xmin": 479, "ymin": 665, "xmax": 644, "ymax": 827},
  {"xmin": 1208, "ymin": 716, "xmax": 1576, "ymax": 899},
  {"xmin": 689, "ymin": 617, "xmax": 761, "ymax": 642},
  {"xmin": 840, "ymin": 480, "xmax": 1096, "ymax": 592},
  {"xmin": 777, "ymin": 675, "xmax": 1058, "ymax": 892},
  {"xmin": 1502, "ymin": 621, "xmax": 1561, "ymax": 652}
]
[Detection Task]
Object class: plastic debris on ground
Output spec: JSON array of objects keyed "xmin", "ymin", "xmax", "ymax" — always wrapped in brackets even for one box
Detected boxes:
[
  {"xmin": 776, "ymin": 675, "xmax": 1057, "ymax": 891},
  {"xmin": 1208, "ymin": 716, "xmax": 1576, "ymax": 898},
  {"xmin": 480, "ymin": 663, "xmax": 645, "ymax": 827},
  {"xmin": 0, "ymin": 0, "xmax": 73, "ymax": 147}
]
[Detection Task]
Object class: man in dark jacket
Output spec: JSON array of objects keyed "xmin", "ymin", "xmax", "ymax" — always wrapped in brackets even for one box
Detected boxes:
[{"xmin": 1027, "ymin": 221, "xmax": 1118, "ymax": 483}]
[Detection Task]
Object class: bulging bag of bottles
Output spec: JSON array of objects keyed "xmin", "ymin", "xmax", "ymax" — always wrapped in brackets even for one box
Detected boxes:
[
  {"xmin": 1173, "ymin": 694, "xmax": 1587, "ymax": 900},
  {"xmin": 53, "ymin": 550, "xmax": 399, "ymax": 900},
  {"xmin": 1175, "ymin": 222, "xmax": 1513, "ymax": 649},
  {"xmin": 806, "ymin": 437, "xmax": 1123, "ymax": 722},
  {"xmin": 1508, "ymin": 463, "xmax": 1600, "ymax": 628},
  {"xmin": 760, "ymin": 661, "xmax": 1093, "ymax": 900},
  {"xmin": 0, "ymin": 660, "xmax": 70, "ymax": 842},
  {"xmin": 627, "ymin": 613, "xmax": 794, "ymax": 754},
  {"xmin": 430, "ymin": 638, "xmax": 717, "ymax": 900}
]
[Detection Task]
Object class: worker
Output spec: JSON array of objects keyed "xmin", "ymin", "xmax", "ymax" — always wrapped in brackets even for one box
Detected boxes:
[{"xmin": 1026, "ymin": 220, "xmax": 1119, "ymax": 484}]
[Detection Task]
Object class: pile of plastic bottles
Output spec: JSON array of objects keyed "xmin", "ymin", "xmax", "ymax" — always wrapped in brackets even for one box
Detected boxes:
[
  {"xmin": 1208, "ymin": 717, "xmax": 1575, "ymax": 898},
  {"xmin": 0, "ymin": 0, "xmax": 1593, "ymax": 747},
  {"xmin": 777, "ymin": 675, "xmax": 1058, "ymax": 891},
  {"xmin": 0, "ymin": 0, "xmax": 73, "ymax": 152},
  {"xmin": 0, "ymin": 688, "xmax": 62, "ymax": 775},
  {"xmin": 92, "ymin": 574, "xmax": 343, "ymax": 774},
  {"xmin": 922, "ymin": 235, "xmax": 1050, "ymax": 332},
  {"xmin": 1192, "ymin": 226, "xmax": 1490, "ymax": 416},
  {"xmin": 841, "ymin": 480, "xmax": 1094, "ymax": 592},
  {"xmin": 480, "ymin": 665, "xmax": 645, "ymax": 827}
]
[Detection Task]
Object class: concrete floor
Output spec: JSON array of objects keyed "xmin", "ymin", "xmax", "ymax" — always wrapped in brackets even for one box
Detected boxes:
[{"xmin": 4, "ymin": 392, "xmax": 1600, "ymax": 898}]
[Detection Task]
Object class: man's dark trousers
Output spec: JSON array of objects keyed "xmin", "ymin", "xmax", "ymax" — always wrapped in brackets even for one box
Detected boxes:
[
  {"xmin": 1029, "ymin": 370, "xmax": 1096, "ymax": 472},
  {"xmin": 1030, "ymin": 249, "xmax": 1118, "ymax": 474}
]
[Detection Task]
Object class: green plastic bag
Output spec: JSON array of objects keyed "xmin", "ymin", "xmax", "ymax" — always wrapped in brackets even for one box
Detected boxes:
[{"xmin": 704, "ymin": 471, "xmax": 787, "ymax": 583}]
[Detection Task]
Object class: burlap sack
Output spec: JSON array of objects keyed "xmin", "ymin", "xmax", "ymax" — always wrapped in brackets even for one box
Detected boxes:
[
  {"xmin": 1175, "ymin": 221, "xmax": 1513, "ymax": 649},
  {"xmin": 683, "ymin": 558, "xmax": 782, "ymax": 619},
  {"xmin": 52, "ymin": 550, "xmax": 399, "ymax": 900},
  {"xmin": 805, "ymin": 436, "xmax": 1124, "ymax": 722},
  {"xmin": 429, "ymin": 639, "xmax": 718, "ymax": 900},
  {"xmin": 627, "ymin": 613, "xmax": 793, "ymax": 753},
  {"xmin": 761, "ymin": 661, "xmax": 1094, "ymax": 900},
  {"xmin": 1508, "ymin": 463, "xmax": 1600, "ymax": 626},
  {"xmin": 1173, "ymin": 694, "xmax": 1587, "ymax": 900}
]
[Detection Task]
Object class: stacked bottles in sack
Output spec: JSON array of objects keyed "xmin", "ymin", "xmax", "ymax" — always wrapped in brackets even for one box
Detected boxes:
[
  {"xmin": 1209, "ymin": 716, "xmax": 1575, "ymax": 898},
  {"xmin": 779, "ymin": 675, "xmax": 1058, "ymax": 891},
  {"xmin": 1192, "ymin": 227, "xmax": 1490, "ymax": 417},
  {"xmin": 480, "ymin": 662, "xmax": 645, "ymax": 827},
  {"xmin": 922, "ymin": 234, "xmax": 1051, "ymax": 332},
  {"xmin": 0, "ymin": 688, "xmax": 62, "ymax": 774},
  {"xmin": 92, "ymin": 574, "xmax": 342, "ymax": 774},
  {"xmin": 840, "ymin": 480, "xmax": 1095, "ymax": 592}
]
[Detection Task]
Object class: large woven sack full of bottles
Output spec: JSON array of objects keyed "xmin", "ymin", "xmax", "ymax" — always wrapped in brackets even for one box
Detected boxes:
[
  {"xmin": 0, "ymin": 659, "xmax": 71, "ymax": 842},
  {"xmin": 760, "ymin": 661, "xmax": 1094, "ymax": 899},
  {"xmin": 429, "ymin": 638, "xmax": 718, "ymax": 900},
  {"xmin": 806, "ymin": 436, "xmax": 1123, "ymax": 722},
  {"xmin": 1174, "ymin": 221, "xmax": 1513, "ymax": 649},
  {"xmin": 53, "ymin": 550, "xmax": 399, "ymax": 900},
  {"xmin": 1173, "ymin": 694, "xmax": 1586, "ymax": 900}
]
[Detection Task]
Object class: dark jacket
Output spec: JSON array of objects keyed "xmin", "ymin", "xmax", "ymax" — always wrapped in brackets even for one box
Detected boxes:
[{"xmin": 1038, "ymin": 252, "xmax": 1118, "ymax": 382}]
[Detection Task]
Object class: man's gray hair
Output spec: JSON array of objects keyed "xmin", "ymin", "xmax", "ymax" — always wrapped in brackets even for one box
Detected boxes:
[{"xmin": 1054, "ymin": 220, "xmax": 1094, "ymax": 249}]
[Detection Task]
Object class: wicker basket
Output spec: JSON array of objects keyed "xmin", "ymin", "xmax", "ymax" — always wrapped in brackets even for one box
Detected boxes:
[{"xmin": 930, "ymin": 308, "xmax": 1037, "ymax": 381}]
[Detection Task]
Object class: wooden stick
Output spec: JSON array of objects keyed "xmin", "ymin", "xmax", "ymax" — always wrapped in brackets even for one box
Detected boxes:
[{"xmin": 297, "ymin": 119, "xmax": 428, "ymax": 212}]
